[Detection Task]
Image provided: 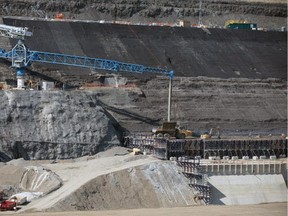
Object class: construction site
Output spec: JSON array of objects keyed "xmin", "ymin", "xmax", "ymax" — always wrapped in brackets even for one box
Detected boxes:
[{"xmin": 0, "ymin": 0, "xmax": 287, "ymax": 215}]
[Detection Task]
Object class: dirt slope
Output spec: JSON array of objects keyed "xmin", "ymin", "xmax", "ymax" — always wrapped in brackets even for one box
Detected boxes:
[{"xmin": 16, "ymin": 149, "xmax": 198, "ymax": 212}]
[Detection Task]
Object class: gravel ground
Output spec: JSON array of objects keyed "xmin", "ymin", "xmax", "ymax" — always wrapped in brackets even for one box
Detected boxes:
[{"xmin": 1, "ymin": 202, "xmax": 286, "ymax": 216}]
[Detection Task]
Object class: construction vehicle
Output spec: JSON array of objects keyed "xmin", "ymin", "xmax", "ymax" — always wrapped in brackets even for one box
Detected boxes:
[
  {"xmin": 55, "ymin": 13, "xmax": 64, "ymax": 20},
  {"xmin": 0, "ymin": 200, "xmax": 17, "ymax": 211},
  {"xmin": 200, "ymin": 127, "xmax": 221, "ymax": 139},
  {"xmin": 224, "ymin": 20, "xmax": 257, "ymax": 30},
  {"xmin": 153, "ymin": 122, "xmax": 193, "ymax": 139}
]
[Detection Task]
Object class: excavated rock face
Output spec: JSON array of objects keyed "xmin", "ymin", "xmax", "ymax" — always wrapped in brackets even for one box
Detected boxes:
[{"xmin": 0, "ymin": 90, "xmax": 122, "ymax": 161}]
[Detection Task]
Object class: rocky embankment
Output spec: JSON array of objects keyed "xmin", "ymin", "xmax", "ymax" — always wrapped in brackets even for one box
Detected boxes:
[
  {"xmin": 0, "ymin": 0, "xmax": 286, "ymax": 29},
  {"xmin": 0, "ymin": 76, "xmax": 286, "ymax": 162},
  {"xmin": 0, "ymin": 90, "xmax": 122, "ymax": 161}
]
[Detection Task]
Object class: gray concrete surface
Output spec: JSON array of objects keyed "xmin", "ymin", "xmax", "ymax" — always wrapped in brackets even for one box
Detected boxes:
[{"xmin": 208, "ymin": 174, "xmax": 287, "ymax": 205}]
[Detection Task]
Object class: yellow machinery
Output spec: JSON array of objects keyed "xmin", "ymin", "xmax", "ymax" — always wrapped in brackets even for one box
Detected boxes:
[
  {"xmin": 0, "ymin": 82, "xmax": 7, "ymax": 90},
  {"xmin": 153, "ymin": 122, "xmax": 193, "ymax": 139},
  {"xmin": 200, "ymin": 127, "xmax": 221, "ymax": 139},
  {"xmin": 27, "ymin": 80, "xmax": 40, "ymax": 90}
]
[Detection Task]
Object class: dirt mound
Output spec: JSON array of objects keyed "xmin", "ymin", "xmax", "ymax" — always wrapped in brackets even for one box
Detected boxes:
[
  {"xmin": 20, "ymin": 166, "xmax": 62, "ymax": 195},
  {"xmin": 48, "ymin": 161, "xmax": 198, "ymax": 211}
]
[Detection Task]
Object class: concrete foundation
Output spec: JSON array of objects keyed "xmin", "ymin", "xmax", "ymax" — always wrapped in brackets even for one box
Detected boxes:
[{"xmin": 208, "ymin": 174, "xmax": 287, "ymax": 205}]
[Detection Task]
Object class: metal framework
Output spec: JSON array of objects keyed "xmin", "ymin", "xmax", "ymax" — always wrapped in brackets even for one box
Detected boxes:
[
  {"xmin": 124, "ymin": 135, "xmax": 287, "ymax": 159},
  {"xmin": 0, "ymin": 23, "xmax": 175, "ymax": 120},
  {"xmin": 177, "ymin": 157, "xmax": 211, "ymax": 204},
  {"xmin": 0, "ymin": 24, "xmax": 32, "ymax": 40},
  {"xmin": 0, "ymin": 40, "xmax": 174, "ymax": 78}
]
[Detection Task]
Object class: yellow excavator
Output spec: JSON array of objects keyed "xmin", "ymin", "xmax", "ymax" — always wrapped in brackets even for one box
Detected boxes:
[{"xmin": 200, "ymin": 127, "xmax": 221, "ymax": 139}]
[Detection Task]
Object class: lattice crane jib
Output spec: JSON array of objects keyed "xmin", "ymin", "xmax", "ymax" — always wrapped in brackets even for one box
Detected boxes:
[{"xmin": 0, "ymin": 24, "xmax": 173, "ymax": 79}]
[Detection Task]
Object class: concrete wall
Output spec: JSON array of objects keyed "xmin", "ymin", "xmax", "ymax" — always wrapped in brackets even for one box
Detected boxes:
[{"xmin": 208, "ymin": 174, "xmax": 287, "ymax": 205}]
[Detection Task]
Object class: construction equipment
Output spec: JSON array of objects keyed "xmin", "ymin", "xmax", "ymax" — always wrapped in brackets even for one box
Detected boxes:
[
  {"xmin": 224, "ymin": 20, "xmax": 257, "ymax": 30},
  {"xmin": 153, "ymin": 122, "xmax": 193, "ymax": 139},
  {"xmin": 0, "ymin": 200, "xmax": 17, "ymax": 211},
  {"xmin": 0, "ymin": 23, "xmax": 174, "ymax": 122},
  {"xmin": 0, "ymin": 24, "xmax": 173, "ymax": 86},
  {"xmin": 200, "ymin": 127, "xmax": 221, "ymax": 139},
  {"xmin": 55, "ymin": 13, "xmax": 64, "ymax": 20},
  {"xmin": 0, "ymin": 24, "xmax": 32, "ymax": 40}
]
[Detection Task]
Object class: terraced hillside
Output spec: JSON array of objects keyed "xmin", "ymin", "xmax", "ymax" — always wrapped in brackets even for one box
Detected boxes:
[
  {"xmin": 0, "ymin": 0, "xmax": 286, "ymax": 30},
  {"xmin": 0, "ymin": 17, "xmax": 286, "ymax": 137}
]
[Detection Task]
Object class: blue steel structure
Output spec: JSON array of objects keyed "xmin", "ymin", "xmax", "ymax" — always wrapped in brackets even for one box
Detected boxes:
[
  {"xmin": 0, "ymin": 40, "xmax": 174, "ymax": 79},
  {"xmin": 0, "ymin": 25, "xmax": 174, "ymax": 121}
]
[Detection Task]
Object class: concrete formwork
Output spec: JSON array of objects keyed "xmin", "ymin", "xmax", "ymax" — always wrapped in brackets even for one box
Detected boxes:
[
  {"xmin": 125, "ymin": 136, "xmax": 287, "ymax": 160},
  {"xmin": 176, "ymin": 158, "xmax": 287, "ymax": 205}
]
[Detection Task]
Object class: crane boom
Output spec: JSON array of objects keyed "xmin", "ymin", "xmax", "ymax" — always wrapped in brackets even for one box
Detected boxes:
[
  {"xmin": 0, "ymin": 24, "xmax": 32, "ymax": 40},
  {"xmin": 0, "ymin": 23, "xmax": 174, "ymax": 122},
  {"xmin": 0, "ymin": 40, "xmax": 174, "ymax": 78}
]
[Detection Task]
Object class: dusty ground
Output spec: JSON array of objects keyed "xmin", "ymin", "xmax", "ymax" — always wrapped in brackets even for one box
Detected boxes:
[
  {"xmin": 0, "ymin": 147, "xmax": 200, "ymax": 212},
  {"xmin": 0, "ymin": 203, "xmax": 286, "ymax": 216}
]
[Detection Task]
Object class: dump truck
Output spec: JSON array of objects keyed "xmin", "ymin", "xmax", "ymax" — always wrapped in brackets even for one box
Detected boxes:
[{"xmin": 152, "ymin": 122, "xmax": 193, "ymax": 139}]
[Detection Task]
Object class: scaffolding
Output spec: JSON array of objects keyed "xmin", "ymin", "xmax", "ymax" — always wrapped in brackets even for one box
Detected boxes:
[
  {"xmin": 124, "ymin": 135, "xmax": 287, "ymax": 160},
  {"xmin": 177, "ymin": 157, "xmax": 211, "ymax": 204}
]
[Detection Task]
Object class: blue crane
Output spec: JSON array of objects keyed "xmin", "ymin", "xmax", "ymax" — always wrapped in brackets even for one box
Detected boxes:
[
  {"xmin": 0, "ymin": 40, "xmax": 174, "ymax": 79},
  {"xmin": 0, "ymin": 23, "xmax": 174, "ymax": 121}
]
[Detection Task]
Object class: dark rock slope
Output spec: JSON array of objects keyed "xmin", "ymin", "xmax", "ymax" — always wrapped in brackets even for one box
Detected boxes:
[
  {"xmin": 3, "ymin": 17, "xmax": 287, "ymax": 81},
  {"xmin": 0, "ymin": 16, "xmax": 286, "ymax": 160},
  {"xmin": 0, "ymin": 91, "xmax": 121, "ymax": 161}
]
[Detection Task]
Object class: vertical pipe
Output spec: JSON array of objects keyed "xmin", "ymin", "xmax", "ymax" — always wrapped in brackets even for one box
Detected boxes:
[
  {"xmin": 168, "ymin": 77, "xmax": 172, "ymax": 122},
  {"xmin": 246, "ymin": 161, "xmax": 248, "ymax": 173},
  {"xmin": 263, "ymin": 160, "xmax": 265, "ymax": 174}
]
